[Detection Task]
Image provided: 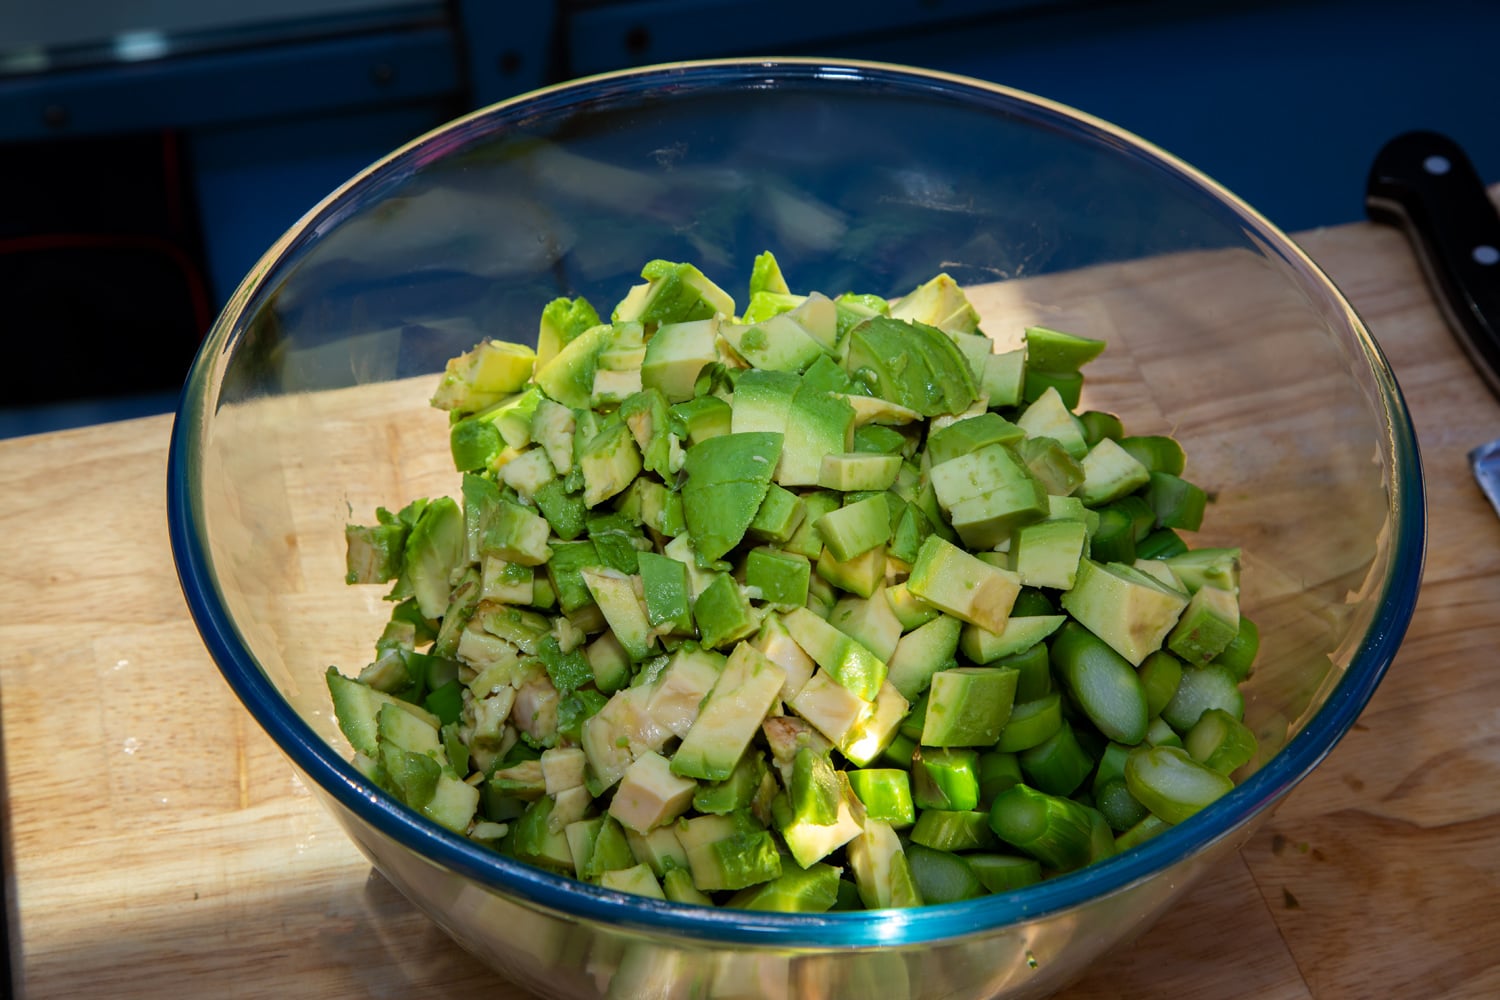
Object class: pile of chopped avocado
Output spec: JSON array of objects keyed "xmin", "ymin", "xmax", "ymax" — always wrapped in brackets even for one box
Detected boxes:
[{"xmin": 329, "ymin": 252, "xmax": 1260, "ymax": 911}]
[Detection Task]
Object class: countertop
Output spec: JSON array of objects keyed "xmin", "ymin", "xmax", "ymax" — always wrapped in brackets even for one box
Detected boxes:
[{"xmin": 3, "ymin": 208, "xmax": 1499, "ymax": 999}]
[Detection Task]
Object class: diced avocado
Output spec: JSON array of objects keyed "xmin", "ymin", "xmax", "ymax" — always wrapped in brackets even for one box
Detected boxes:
[
  {"xmin": 1118, "ymin": 434, "xmax": 1187, "ymax": 475},
  {"xmin": 727, "ymin": 862, "xmax": 842, "ymax": 913},
  {"xmin": 404, "ymin": 496, "xmax": 465, "ymax": 620},
  {"xmin": 642, "ymin": 317, "xmax": 721, "ymax": 403},
  {"xmin": 814, "ymin": 542, "xmax": 887, "ymax": 600},
  {"xmin": 839, "ymin": 681, "xmax": 911, "ymax": 766},
  {"xmin": 1012, "ymin": 519, "xmax": 1088, "ymax": 590},
  {"xmin": 536, "ymin": 295, "xmax": 601, "ymax": 372},
  {"xmin": 787, "ymin": 669, "xmax": 869, "ymax": 746},
  {"xmin": 959, "ymin": 615, "xmax": 1065, "ymax": 665},
  {"xmin": 884, "ymin": 581, "xmax": 940, "ymax": 631},
  {"xmin": 814, "ymin": 494, "xmax": 890, "ymax": 563},
  {"xmin": 677, "ymin": 813, "xmax": 782, "ymax": 892},
  {"xmin": 680, "ymin": 431, "xmax": 784, "ymax": 565},
  {"xmin": 644, "ymin": 644, "xmax": 725, "ymax": 738},
  {"xmin": 430, "ymin": 339, "xmax": 537, "ymax": 414},
  {"xmin": 617, "ymin": 388, "xmax": 673, "ymax": 479},
  {"xmin": 599, "ymin": 863, "xmax": 667, "ymax": 900},
  {"xmin": 884, "ymin": 612, "xmax": 962, "ymax": 701},
  {"xmin": 847, "ymin": 770, "xmax": 915, "ymax": 828},
  {"xmin": 750, "ymin": 614, "xmax": 816, "ymax": 701},
  {"xmin": 1018, "ymin": 436, "xmax": 1085, "ymax": 497},
  {"xmin": 1024, "ymin": 326, "xmax": 1106, "ymax": 373},
  {"xmin": 720, "ymin": 311, "xmax": 825, "ymax": 372},
  {"xmin": 1144, "ymin": 471, "xmax": 1207, "ymax": 532},
  {"xmin": 692, "ymin": 572, "xmax": 759, "ymax": 649},
  {"xmin": 671, "ymin": 643, "xmax": 786, "ymax": 782},
  {"xmin": 827, "ymin": 588, "xmax": 903, "ymax": 663},
  {"xmin": 591, "ymin": 366, "xmax": 642, "ymax": 407},
  {"xmin": 327, "ymin": 668, "xmax": 439, "ymax": 758},
  {"xmin": 579, "ymin": 416, "xmax": 643, "ymax": 509},
  {"xmin": 778, "ymin": 380, "xmax": 857, "ymax": 487},
  {"xmin": 853, "ymin": 423, "xmax": 908, "ymax": 456},
  {"xmin": 888, "ymin": 273, "xmax": 980, "ymax": 336},
  {"xmin": 906, "ymin": 536, "xmax": 1021, "ymax": 635},
  {"xmin": 929, "ymin": 443, "xmax": 1048, "ymax": 550},
  {"xmin": 1163, "ymin": 547, "xmax": 1242, "ymax": 595},
  {"xmin": 818, "ymin": 453, "xmax": 901, "ymax": 492},
  {"xmin": 781, "ymin": 489, "xmax": 840, "ymax": 560},
  {"xmin": 661, "ymin": 532, "xmax": 718, "ymax": 602},
  {"xmin": 747, "ymin": 484, "xmax": 806, "ymax": 544},
  {"xmin": 609, "ymin": 751, "xmax": 698, "ymax": 833},
  {"xmin": 1165, "ymin": 585, "xmax": 1240, "ymax": 665},
  {"xmin": 921, "ymin": 667, "xmax": 1019, "ymax": 747},
  {"xmin": 344, "ymin": 521, "xmax": 408, "ymax": 585},
  {"xmin": 1017, "ymin": 385, "xmax": 1088, "ymax": 459},
  {"xmin": 544, "ymin": 539, "xmax": 599, "ymax": 614},
  {"xmin": 748, "ymin": 250, "xmax": 791, "ymax": 297},
  {"xmin": 844, "ymin": 316, "xmax": 979, "ymax": 417},
  {"xmin": 743, "ymin": 547, "xmax": 811, "ymax": 608},
  {"xmin": 636, "ymin": 550, "xmax": 694, "ymax": 638},
  {"xmin": 534, "ymin": 321, "xmax": 615, "ymax": 410},
  {"xmin": 846, "ymin": 819, "xmax": 923, "ymax": 909},
  {"xmin": 949, "ymin": 338, "xmax": 1025, "ymax": 408},
  {"xmin": 1059, "ymin": 558, "xmax": 1190, "ymax": 666},
  {"xmin": 1076, "ymin": 437, "xmax": 1152, "ymax": 507},
  {"xmin": 909, "ymin": 810, "xmax": 999, "ymax": 853},
  {"xmin": 671, "ymin": 395, "xmax": 733, "ymax": 445},
  {"xmin": 1023, "ymin": 368, "xmax": 1083, "ymax": 409},
  {"xmin": 925, "ymin": 412, "xmax": 1025, "ymax": 467},
  {"xmin": 730, "ymin": 369, "xmax": 799, "ymax": 436},
  {"xmin": 508, "ymin": 797, "xmax": 576, "ymax": 871},
  {"xmin": 580, "ymin": 685, "xmax": 670, "ymax": 792},
  {"xmin": 614, "ymin": 259, "xmax": 735, "ymax": 327},
  {"xmin": 625, "ymin": 824, "xmax": 690, "ymax": 877},
  {"xmin": 1161, "ymin": 662, "xmax": 1245, "ymax": 733},
  {"xmin": 693, "ymin": 749, "xmax": 769, "ymax": 816},
  {"xmin": 782, "ymin": 606, "xmax": 887, "ymax": 702},
  {"xmin": 481, "ymin": 555, "xmax": 534, "ymax": 605},
  {"xmin": 481, "ymin": 499, "xmax": 552, "ymax": 567},
  {"xmin": 579, "ymin": 567, "xmax": 656, "ymax": 661},
  {"xmin": 839, "ymin": 392, "xmax": 924, "ymax": 429},
  {"xmin": 777, "ymin": 770, "xmax": 866, "ymax": 868}
]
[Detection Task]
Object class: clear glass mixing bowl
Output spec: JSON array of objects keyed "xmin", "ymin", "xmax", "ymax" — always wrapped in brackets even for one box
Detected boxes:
[{"xmin": 168, "ymin": 58, "xmax": 1423, "ymax": 999}]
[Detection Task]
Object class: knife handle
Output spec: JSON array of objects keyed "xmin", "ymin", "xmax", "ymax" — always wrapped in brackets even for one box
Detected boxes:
[{"xmin": 1366, "ymin": 130, "xmax": 1500, "ymax": 397}]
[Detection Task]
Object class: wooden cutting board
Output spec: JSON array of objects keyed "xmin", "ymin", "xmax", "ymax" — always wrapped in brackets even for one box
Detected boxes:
[{"xmin": 2, "ymin": 206, "xmax": 1499, "ymax": 999}]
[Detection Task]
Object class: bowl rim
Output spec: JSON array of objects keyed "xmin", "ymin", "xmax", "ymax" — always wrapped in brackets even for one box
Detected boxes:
[{"xmin": 167, "ymin": 55, "xmax": 1426, "ymax": 949}]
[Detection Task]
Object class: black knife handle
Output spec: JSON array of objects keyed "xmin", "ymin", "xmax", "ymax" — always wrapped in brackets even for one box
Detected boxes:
[{"xmin": 1366, "ymin": 130, "xmax": 1500, "ymax": 398}]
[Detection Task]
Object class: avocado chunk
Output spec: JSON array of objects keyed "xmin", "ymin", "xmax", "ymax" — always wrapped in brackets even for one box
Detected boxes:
[
  {"xmin": 906, "ymin": 536, "xmax": 1021, "ymax": 635},
  {"xmin": 644, "ymin": 644, "xmax": 725, "ymax": 738},
  {"xmin": 1165, "ymin": 585, "xmax": 1240, "ymax": 664},
  {"xmin": 1059, "ymin": 558, "xmax": 1189, "ymax": 666},
  {"xmin": 404, "ymin": 496, "xmax": 465, "ymax": 620},
  {"xmin": 536, "ymin": 295, "xmax": 601, "ymax": 371},
  {"xmin": 613, "ymin": 259, "xmax": 735, "ymax": 326},
  {"xmin": 430, "ymin": 339, "xmax": 537, "ymax": 415},
  {"xmin": 1076, "ymin": 437, "xmax": 1152, "ymax": 507},
  {"xmin": 888, "ymin": 272, "xmax": 980, "ymax": 336},
  {"xmin": 728, "ymin": 861, "xmax": 842, "ymax": 913},
  {"xmin": 672, "ymin": 643, "xmax": 786, "ymax": 782},
  {"xmin": 641, "ymin": 317, "xmax": 720, "ymax": 403},
  {"xmin": 579, "ymin": 567, "xmax": 656, "ymax": 662},
  {"xmin": 921, "ymin": 667, "xmax": 1019, "ymax": 747},
  {"xmin": 677, "ymin": 813, "xmax": 783, "ymax": 892},
  {"xmin": 777, "ymin": 767, "xmax": 866, "ymax": 868},
  {"xmin": 782, "ymin": 606, "xmax": 888, "ymax": 702},
  {"xmin": 680, "ymin": 431, "xmax": 784, "ymax": 565},
  {"xmin": 609, "ymin": 750, "xmax": 698, "ymax": 833},
  {"xmin": 846, "ymin": 818, "xmax": 924, "ymax": 908},
  {"xmin": 778, "ymin": 379, "xmax": 856, "ymax": 487},
  {"xmin": 843, "ymin": 316, "xmax": 979, "ymax": 417}
]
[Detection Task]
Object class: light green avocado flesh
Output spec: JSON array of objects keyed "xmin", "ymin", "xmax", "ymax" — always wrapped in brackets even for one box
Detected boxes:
[{"xmin": 330, "ymin": 250, "xmax": 1255, "ymax": 914}]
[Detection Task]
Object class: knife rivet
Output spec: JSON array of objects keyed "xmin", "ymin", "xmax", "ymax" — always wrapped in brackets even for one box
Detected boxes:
[
  {"xmin": 1423, "ymin": 155, "xmax": 1452, "ymax": 176},
  {"xmin": 1475, "ymin": 245, "xmax": 1499, "ymax": 266}
]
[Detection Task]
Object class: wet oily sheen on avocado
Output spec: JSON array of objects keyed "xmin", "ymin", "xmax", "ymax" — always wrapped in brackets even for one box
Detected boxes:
[{"xmin": 330, "ymin": 252, "xmax": 1261, "ymax": 911}]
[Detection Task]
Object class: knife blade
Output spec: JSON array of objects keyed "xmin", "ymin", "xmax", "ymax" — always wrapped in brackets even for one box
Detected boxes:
[
  {"xmin": 1366, "ymin": 130, "xmax": 1500, "ymax": 516},
  {"xmin": 1365, "ymin": 130, "xmax": 1500, "ymax": 396}
]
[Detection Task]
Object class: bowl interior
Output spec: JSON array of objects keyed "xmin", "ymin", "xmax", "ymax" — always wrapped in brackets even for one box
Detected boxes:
[{"xmin": 172, "ymin": 59, "xmax": 1422, "ymax": 947}]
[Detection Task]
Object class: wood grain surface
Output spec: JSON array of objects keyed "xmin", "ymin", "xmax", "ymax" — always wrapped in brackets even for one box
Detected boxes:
[{"xmin": 3, "ymin": 209, "xmax": 1498, "ymax": 999}]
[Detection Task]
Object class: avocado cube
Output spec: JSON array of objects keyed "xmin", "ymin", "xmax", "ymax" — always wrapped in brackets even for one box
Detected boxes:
[
  {"xmin": 1076, "ymin": 437, "xmax": 1152, "ymax": 507},
  {"xmin": 719, "ymin": 311, "xmax": 825, "ymax": 373},
  {"xmin": 727, "ymin": 862, "xmax": 842, "ymax": 913},
  {"xmin": 1018, "ymin": 435, "xmax": 1085, "ymax": 497},
  {"xmin": 671, "ymin": 395, "xmax": 733, "ymax": 444},
  {"xmin": 677, "ymin": 813, "xmax": 783, "ymax": 892},
  {"xmin": 777, "ymin": 772, "xmax": 866, "ymax": 869},
  {"xmin": 782, "ymin": 490, "xmax": 841, "ymax": 560},
  {"xmin": 731, "ymin": 369, "xmax": 800, "ymax": 436},
  {"xmin": 681, "ymin": 431, "xmax": 784, "ymax": 564},
  {"xmin": 636, "ymin": 551, "xmax": 694, "ymax": 638},
  {"xmin": 827, "ymin": 588, "xmax": 903, "ymax": 662},
  {"xmin": 779, "ymin": 379, "xmax": 857, "ymax": 487},
  {"xmin": 644, "ymin": 644, "xmax": 725, "ymax": 738},
  {"xmin": 1059, "ymin": 558, "xmax": 1190, "ymax": 665},
  {"xmin": 814, "ymin": 494, "xmax": 891, "ymax": 562},
  {"xmin": 693, "ymin": 573, "xmax": 759, "ymax": 650},
  {"xmin": 1165, "ymin": 585, "xmax": 1240, "ymax": 665},
  {"xmin": 782, "ymin": 606, "xmax": 888, "ymax": 702},
  {"xmin": 744, "ymin": 547, "xmax": 811, "ymax": 608},
  {"xmin": 847, "ymin": 770, "xmax": 916, "ymax": 827},
  {"xmin": 959, "ymin": 615, "xmax": 1066, "ymax": 665},
  {"xmin": 609, "ymin": 751, "xmax": 698, "ymax": 834},
  {"xmin": 1013, "ymin": 519, "xmax": 1088, "ymax": 590},
  {"xmin": 750, "ymin": 614, "xmax": 816, "ymax": 702},
  {"xmin": 642, "ymin": 317, "xmax": 720, "ymax": 402},
  {"xmin": 926, "ymin": 412, "xmax": 1025, "ymax": 467},
  {"xmin": 748, "ymin": 484, "xmax": 806, "ymax": 544},
  {"xmin": 907, "ymin": 536, "xmax": 1021, "ymax": 635},
  {"xmin": 1163, "ymin": 547, "xmax": 1241, "ymax": 594},
  {"xmin": 545, "ymin": 539, "xmax": 600, "ymax": 614},
  {"xmin": 598, "ymin": 863, "xmax": 667, "ymax": 900},
  {"xmin": 671, "ymin": 643, "xmax": 786, "ymax": 782},
  {"xmin": 482, "ymin": 499, "xmax": 552, "ymax": 566},
  {"xmin": 814, "ymin": 543, "xmax": 887, "ymax": 599},
  {"xmin": 579, "ymin": 417, "xmax": 643, "ymax": 509},
  {"xmin": 885, "ymin": 612, "xmax": 963, "ymax": 701},
  {"xmin": 787, "ymin": 669, "xmax": 870, "ymax": 746},
  {"xmin": 580, "ymin": 567, "xmax": 657, "ymax": 662},
  {"xmin": 980, "ymin": 348, "xmax": 1027, "ymax": 407},
  {"xmin": 846, "ymin": 819, "xmax": 924, "ymax": 909},
  {"xmin": 819, "ymin": 453, "xmax": 901, "ymax": 492},
  {"xmin": 883, "ymin": 581, "xmax": 941, "ymax": 631},
  {"xmin": 692, "ymin": 750, "xmax": 769, "ymax": 816},
  {"xmin": 921, "ymin": 667, "xmax": 1019, "ymax": 747},
  {"xmin": 839, "ymin": 681, "xmax": 911, "ymax": 767}
]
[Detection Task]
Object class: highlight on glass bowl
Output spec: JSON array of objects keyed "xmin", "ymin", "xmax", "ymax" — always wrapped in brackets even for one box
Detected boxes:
[{"xmin": 168, "ymin": 58, "xmax": 1423, "ymax": 1000}]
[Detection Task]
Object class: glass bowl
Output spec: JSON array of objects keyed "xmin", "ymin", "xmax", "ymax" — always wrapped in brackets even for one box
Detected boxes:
[{"xmin": 167, "ymin": 58, "xmax": 1423, "ymax": 1000}]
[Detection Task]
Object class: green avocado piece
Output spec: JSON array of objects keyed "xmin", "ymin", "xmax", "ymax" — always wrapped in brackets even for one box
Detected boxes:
[
  {"xmin": 672, "ymin": 643, "xmax": 786, "ymax": 782},
  {"xmin": 1024, "ymin": 326, "xmax": 1106, "ymax": 373},
  {"xmin": 921, "ymin": 667, "xmax": 1019, "ymax": 747},
  {"xmin": 779, "ymin": 381, "xmax": 856, "ymax": 487},
  {"xmin": 1059, "ymin": 558, "xmax": 1190, "ymax": 666},
  {"xmin": 404, "ymin": 496, "xmax": 465, "ymax": 620},
  {"xmin": 843, "ymin": 316, "xmax": 979, "ymax": 417},
  {"xmin": 636, "ymin": 551, "xmax": 694, "ymax": 638},
  {"xmin": 533, "ymin": 321, "xmax": 614, "ymax": 410},
  {"xmin": 579, "ymin": 416, "xmax": 643, "ymax": 509},
  {"xmin": 618, "ymin": 388, "xmax": 673, "ymax": 479},
  {"xmin": 888, "ymin": 272, "xmax": 981, "ymax": 336},
  {"xmin": 613, "ymin": 259, "xmax": 735, "ymax": 327},
  {"xmin": 535, "ymin": 295, "xmax": 601, "ymax": 371},
  {"xmin": 641, "ymin": 317, "xmax": 720, "ymax": 403},
  {"xmin": 906, "ymin": 535, "xmax": 1021, "ymax": 635},
  {"xmin": 782, "ymin": 606, "xmax": 887, "ymax": 702},
  {"xmin": 680, "ymin": 431, "xmax": 784, "ymax": 565}
]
